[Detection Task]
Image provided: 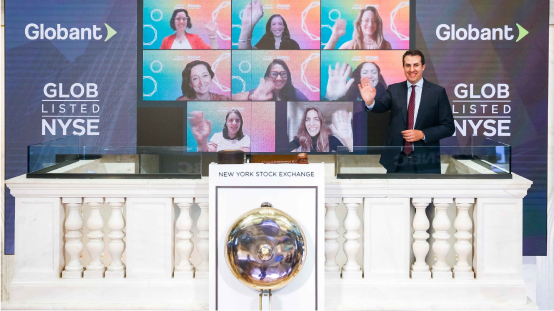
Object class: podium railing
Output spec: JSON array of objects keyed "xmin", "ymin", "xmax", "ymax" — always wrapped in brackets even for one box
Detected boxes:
[{"xmin": 5, "ymin": 169, "xmax": 532, "ymax": 309}]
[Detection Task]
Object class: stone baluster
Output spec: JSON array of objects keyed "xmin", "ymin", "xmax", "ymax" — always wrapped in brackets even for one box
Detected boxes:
[
  {"xmin": 432, "ymin": 198, "xmax": 453, "ymax": 279},
  {"xmin": 325, "ymin": 198, "xmax": 341, "ymax": 279},
  {"xmin": 453, "ymin": 198, "xmax": 475, "ymax": 279},
  {"xmin": 411, "ymin": 198, "xmax": 431, "ymax": 279},
  {"xmin": 341, "ymin": 198, "xmax": 363, "ymax": 279},
  {"xmin": 174, "ymin": 198, "xmax": 195, "ymax": 278},
  {"xmin": 84, "ymin": 198, "xmax": 105, "ymax": 278},
  {"xmin": 105, "ymin": 198, "xmax": 126, "ymax": 278},
  {"xmin": 62, "ymin": 197, "xmax": 84, "ymax": 278},
  {"xmin": 196, "ymin": 198, "xmax": 209, "ymax": 278}
]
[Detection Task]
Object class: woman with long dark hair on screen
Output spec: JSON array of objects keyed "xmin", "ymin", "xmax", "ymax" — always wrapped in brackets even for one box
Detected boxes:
[
  {"xmin": 160, "ymin": 9, "xmax": 219, "ymax": 49},
  {"xmin": 325, "ymin": 61, "xmax": 387, "ymax": 101},
  {"xmin": 232, "ymin": 59, "xmax": 308, "ymax": 101},
  {"xmin": 188, "ymin": 109, "xmax": 250, "ymax": 152},
  {"xmin": 324, "ymin": 6, "xmax": 391, "ymax": 50},
  {"xmin": 288, "ymin": 107, "xmax": 353, "ymax": 152},
  {"xmin": 237, "ymin": 1, "xmax": 300, "ymax": 50},
  {"xmin": 177, "ymin": 60, "xmax": 229, "ymax": 101}
]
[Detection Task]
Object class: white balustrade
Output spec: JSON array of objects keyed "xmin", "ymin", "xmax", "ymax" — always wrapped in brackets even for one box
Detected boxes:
[
  {"xmin": 453, "ymin": 198, "xmax": 474, "ymax": 279},
  {"xmin": 411, "ymin": 198, "xmax": 431, "ymax": 279},
  {"xmin": 84, "ymin": 198, "xmax": 106, "ymax": 278},
  {"xmin": 62, "ymin": 197, "xmax": 84, "ymax": 279},
  {"xmin": 431, "ymin": 198, "xmax": 453, "ymax": 279},
  {"xmin": 196, "ymin": 198, "xmax": 209, "ymax": 278},
  {"xmin": 174, "ymin": 198, "xmax": 195, "ymax": 278},
  {"xmin": 6, "ymin": 170, "xmax": 532, "ymax": 309},
  {"xmin": 105, "ymin": 198, "xmax": 126, "ymax": 279},
  {"xmin": 341, "ymin": 198, "xmax": 363, "ymax": 279},
  {"xmin": 325, "ymin": 199, "xmax": 341, "ymax": 279}
]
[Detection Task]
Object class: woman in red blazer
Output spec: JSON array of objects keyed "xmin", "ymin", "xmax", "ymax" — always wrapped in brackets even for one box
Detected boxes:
[{"xmin": 160, "ymin": 9, "xmax": 219, "ymax": 49}]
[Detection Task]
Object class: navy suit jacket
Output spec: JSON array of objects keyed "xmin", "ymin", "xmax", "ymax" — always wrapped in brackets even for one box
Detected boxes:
[{"xmin": 368, "ymin": 79, "xmax": 455, "ymax": 173}]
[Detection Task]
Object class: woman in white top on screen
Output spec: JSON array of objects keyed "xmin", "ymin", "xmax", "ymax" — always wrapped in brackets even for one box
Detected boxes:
[
  {"xmin": 324, "ymin": 6, "xmax": 391, "ymax": 50},
  {"xmin": 188, "ymin": 109, "xmax": 251, "ymax": 152}
]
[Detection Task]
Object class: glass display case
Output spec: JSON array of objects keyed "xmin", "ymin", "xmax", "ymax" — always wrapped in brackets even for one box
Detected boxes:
[
  {"xmin": 336, "ymin": 136, "xmax": 511, "ymax": 179},
  {"xmin": 27, "ymin": 136, "xmax": 202, "ymax": 179},
  {"xmin": 28, "ymin": 136, "xmax": 510, "ymax": 179}
]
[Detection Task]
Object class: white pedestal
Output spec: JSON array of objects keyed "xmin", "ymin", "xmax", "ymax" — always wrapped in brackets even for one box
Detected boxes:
[
  {"xmin": 104, "ymin": 270, "xmax": 125, "ymax": 279},
  {"xmin": 209, "ymin": 163, "xmax": 325, "ymax": 311},
  {"xmin": 61, "ymin": 271, "xmax": 82, "ymax": 279},
  {"xmin": 174, "ymin": 270, "xmax": 195, "ymax": 279},
  {"xmin": 84, "ymin": 269, "xmax": 105, "ymax": 279}
]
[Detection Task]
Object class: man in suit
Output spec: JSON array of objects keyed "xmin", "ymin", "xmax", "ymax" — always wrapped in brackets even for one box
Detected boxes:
[{"xmin": 360, "ymin": 50, "xmax": 454, "ymax": 174}]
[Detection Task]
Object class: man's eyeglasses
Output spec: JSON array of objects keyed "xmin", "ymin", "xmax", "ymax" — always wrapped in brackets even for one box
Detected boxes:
[{"xmin": 269, "ymin": 71, "xmax": 288, "ymax": 79}]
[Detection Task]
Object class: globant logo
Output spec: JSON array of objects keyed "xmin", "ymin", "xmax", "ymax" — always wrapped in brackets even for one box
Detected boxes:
[
  {"xmin": 436, "ymin": 24, "xmax": 528, "ymax": 42},
  {"xmin": 25, "ymin": 23, "xmax": 117, "ymax": 41}
]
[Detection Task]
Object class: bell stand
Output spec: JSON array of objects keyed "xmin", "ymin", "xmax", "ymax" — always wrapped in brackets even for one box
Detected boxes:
[{"xmin": 259, "ymin": 290, "xmax": 272, "ymax": 310}]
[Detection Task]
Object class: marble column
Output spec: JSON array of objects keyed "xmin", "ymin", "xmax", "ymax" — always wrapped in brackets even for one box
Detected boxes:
[
  {"xmin": 62, "ymin": 197, "xmax": 84, "ymax": 279},
  {"xmin": 432, "ymin": 198, "xmax": 453, "ymax": 279},
  {"xmin": 105, "ymin": 198, "xmax": 126, "ymax": 279},
  {"xmin": 174, "ymin": 198, "xmax": 195, "ymax": 278},
  {"xmin": 325, "ymin": 198, "xmax": 341, "ymax": 279},
  {"xmin": 411, "ymin": 198, "xmax": 431, "ymax": 279},
  {"xmin": 84, "ymin": 198, "xmax": 105, "ymax": 278}
]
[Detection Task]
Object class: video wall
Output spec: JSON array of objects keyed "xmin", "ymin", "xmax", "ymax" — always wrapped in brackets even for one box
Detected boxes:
[
  {"xmin": 4, "ymin": 0, "xmax": 548, "ymax": 255},
  {"xmin": 140, "ymin": 0, "xmax": 409, "ymax": 152}
]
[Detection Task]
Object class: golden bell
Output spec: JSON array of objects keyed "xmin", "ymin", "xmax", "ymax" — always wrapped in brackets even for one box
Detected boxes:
[{"xmin": 224, "ymin": 202, "xmax": 307, "ymax": 291}]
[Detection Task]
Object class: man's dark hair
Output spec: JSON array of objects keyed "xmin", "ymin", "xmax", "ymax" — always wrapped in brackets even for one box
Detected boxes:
[
  {"xmin": 402, "ymin": 50, "xmax": 425, "ymax": 66},
  {"xmin": 170, "ymin": 9, "xmax": 192, "ymax": 31}
]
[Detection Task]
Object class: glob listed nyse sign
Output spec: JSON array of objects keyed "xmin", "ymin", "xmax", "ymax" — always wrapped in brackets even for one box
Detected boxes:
[
  {"xmin": 23, "ymin": 22, "xmax": 119, "ymax": 137},
  {"xmin": 4, "ymin": 1, "xmax": 137, "ymax": 254},
  {"xmin": 416, "ymin": 0, "xmax": 549, "ymax": 255},
  {"xmin": 41, "ymin": 83, "xmax": 101, "ymax": 136},
  {"xmin": 452, "ymin": 83, "xmax": 512, "ymax": 137}
]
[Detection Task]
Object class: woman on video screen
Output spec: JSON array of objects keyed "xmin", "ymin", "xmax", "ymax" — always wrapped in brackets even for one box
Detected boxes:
[
  {"xmin": 160, "ymin": 9, "xmax": 219, "ymax": 49},
  {"xmin": 325, "ymin": 61, "xmax": 387, "ymax": 101},
  {"xmin": 324, "ymin": 6, "xmax": 391, "ymax": 50},
  {"xmin": 188, "ymin": 109, "xmax": 250, "ymax": 152},
  {"xmin": 232, "ymin": 59, "xmax": 308, "ymax": 101},
  {"xmin": 238, "ymin": 1, "xmax": 300, "ymax": 50},
  {"xmin": 288, "ymin": 107, "xmax": 353, "ymax": 152},
  {"xmin": 177, "ymin": 61, "xmax": 229, "ymax": 101}
]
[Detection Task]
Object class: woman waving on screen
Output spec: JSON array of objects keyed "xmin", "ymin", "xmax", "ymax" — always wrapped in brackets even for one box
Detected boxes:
[
  {"xmin": 188, "ymin": 110, "xmax": 251, "ymax": 152},
  {"xmin": 238, "ymin": 0, "xmax": 300, "ymax": 50},
  {"xmin": 288, "ymin": 107, "xmax": 353, "ymax": 152},
  {"xmin": 324, "ymin": 6, "xmax": 391, "ymax": 50},
  {"xmin": 160, "ymin": 9, "xmax": 219, "ymax": 49}
]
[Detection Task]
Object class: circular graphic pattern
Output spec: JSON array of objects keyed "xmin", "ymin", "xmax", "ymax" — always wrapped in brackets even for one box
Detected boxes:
[
  {"xmin": 301, "ymin": 2, "xmax": 320, "ymax": 41},
  {"xmin": 143, "ymin": 25, "xmax": 157, "ymax": 46},
  {"xmin": 150, "ymin": 61, "xmax": 163, "ymax": 73},
  {"xmin": 151, "ymin": 9, "xmax": 163, "ymax": 22},
  {"xmin": 320, "ymin": 25, "xmax": 333, "ymax": 46},
  {"xmin": 390, "ymin": 2, "xmax": 409, "ymax": 40},
  {"xmin": 232, "ymin": 76, "xmax": 247, "ymax": 93},
  {"xmin": 143, "ymin": 76, "xmax": 157, "ymax": 97},
  {"xmin": 329, "ymin": 9, "xmax": 341, "ymax": 22},
  {"xmin": 239, "ymin": 60, "xmax": 251, "ymax": 73}
]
